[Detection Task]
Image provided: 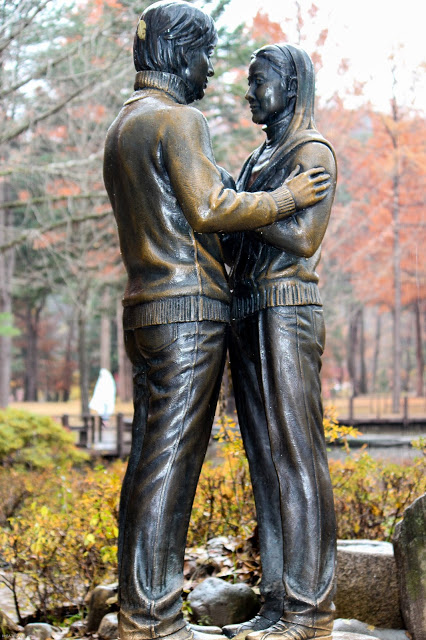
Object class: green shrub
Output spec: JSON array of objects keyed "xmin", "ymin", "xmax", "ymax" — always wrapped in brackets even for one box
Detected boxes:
[
  {"xmin": 0, "ymin": 408, "xmax": 88, "ymax": 469},
  {"xmin": 0, "ymin": 410, "xmax": 424, "ymax": 623},
  {"xmin": 0, "ymin": 463, "xmax": 123, "ymax": 623},
  {"xmin": 330, "ymin": 448, "xmax": 426, "ymax": 540},
  {"xmin": 188, "ymin": 409, "xmax": 362, "ymax": 546},
  {"xmin": 189, "ymin": 415, "xmax": 255, "ymax": 546}
]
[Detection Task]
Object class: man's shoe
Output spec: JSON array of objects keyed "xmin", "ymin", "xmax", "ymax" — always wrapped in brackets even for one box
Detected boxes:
[
  {"xmin": 190, "ymin": 626, "xmax": 224, "ymax": 636},
  {"xmin": 119, "ymin": 615, "xmax": 226, "ymax": 640},
  {"xmin": 246, "ymin": 620, "xmax": 331, "ymax": 640},
  {"xmin": 222, "ymin": 615, "xmax": 279, "ymax": 640},
  {"xmin": 191, "ymin": 627, "xmax": 226, "ymax": 640}
]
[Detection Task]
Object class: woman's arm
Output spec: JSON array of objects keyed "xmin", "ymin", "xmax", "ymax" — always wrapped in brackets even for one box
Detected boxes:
[{"xmin": 254, "ymin": 142, "xmax": 337, "ymax": 257}]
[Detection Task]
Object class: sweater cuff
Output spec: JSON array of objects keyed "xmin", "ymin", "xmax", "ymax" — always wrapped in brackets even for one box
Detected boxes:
[{"xmin": 270, "ymin": 186, "xmax": 296, "ymax": 218}]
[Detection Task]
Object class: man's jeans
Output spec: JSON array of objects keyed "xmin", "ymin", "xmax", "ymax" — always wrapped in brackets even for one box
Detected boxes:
[{"xmin": 119, "ymin": 321, "xmax": 227, "ymax": 640}]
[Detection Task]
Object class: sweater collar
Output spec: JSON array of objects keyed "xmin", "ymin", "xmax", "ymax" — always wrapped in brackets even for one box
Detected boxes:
[{"xmin": 124, "ymin": 70, "xmax": 187, "ymax": 106}]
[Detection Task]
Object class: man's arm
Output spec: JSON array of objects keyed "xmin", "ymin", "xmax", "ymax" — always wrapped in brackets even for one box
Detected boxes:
[
  {"xmin": 163, "ymin": 107, "xmax": 327, "ymax": 234},
  {"xmin": 215, "ymin": 167, "xmax": 241, "ymax": 266},
  {"xmin": 254, "ymin": 142, "xmax": 337, "ymax": 257}
]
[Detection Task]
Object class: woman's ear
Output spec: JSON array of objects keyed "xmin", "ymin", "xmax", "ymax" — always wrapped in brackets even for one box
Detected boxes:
[{"xmin": 288, "ymin": 76, "xmax": 298, "ymax": 99}]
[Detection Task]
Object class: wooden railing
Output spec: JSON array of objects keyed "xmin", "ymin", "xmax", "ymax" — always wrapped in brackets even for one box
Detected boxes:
[
  {"xmin": 61, "ymin": 413, "xmax": 132, "ymax": 457},
  {"xmin": 337, "ymin": 395, "xmax": 426, "ymax": 432},
  {"xmin": 63, "ymin": 398, "xmax": 426, "ymax": 458}
]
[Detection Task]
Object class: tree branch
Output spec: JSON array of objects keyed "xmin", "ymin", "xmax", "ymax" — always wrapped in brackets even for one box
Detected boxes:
[
  {"xmin": 0, "ymin": 151, "xmax": 104, "ymax": 177},
  {"xmin": 0, "ymin": 0, "xmax": 52, "ymax": 55},
  {"xmin": 1, "ymin": 58, "xmax": 128, "ymax": 145},
  {"xmin": 0, "ymin": 81, "xmax": 95, "ymax": 144},
  {"xmin": 1, "ymin": 42, "xmax": 83, "ymax": 100},
  {"xmin": 0, "ymin": 209, "xmax": 112, "ymax": 253},
  {"xmin": 0, "ymin": 191, "xmax": 108, "ymax": 210}
]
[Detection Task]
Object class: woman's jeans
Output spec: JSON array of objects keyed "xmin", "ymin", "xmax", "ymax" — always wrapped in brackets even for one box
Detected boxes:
[{"xmin": 230, "ymin": 306, "xmax": 336, "ymax": 630}]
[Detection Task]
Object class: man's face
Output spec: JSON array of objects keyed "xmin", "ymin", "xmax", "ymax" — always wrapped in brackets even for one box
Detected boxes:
[
  {"xmin": 183, "ymin": 44, "xmax": 215, "ymax": 102},
  {"xmin": 245, "ymin": 57, "xmax": 293, "ymax": 126}
]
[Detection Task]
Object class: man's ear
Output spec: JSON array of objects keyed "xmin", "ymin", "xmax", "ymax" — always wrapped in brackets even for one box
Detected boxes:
[
  {"xmin": 171, "ymin": 47, "xmax": 189, "ymax": 80},
  {"xmin": 179, "ymin": 49, "xmax": 190, "ymax": 76}
]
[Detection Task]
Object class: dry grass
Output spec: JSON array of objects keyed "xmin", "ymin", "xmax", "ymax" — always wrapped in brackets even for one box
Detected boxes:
[
  {"xmin": 8, "ymin": 394, "xmax": 426, "ymax": 422},
  {"xmin": 9, "ymin": 399, "xmax": 134, "ymax": 420}
]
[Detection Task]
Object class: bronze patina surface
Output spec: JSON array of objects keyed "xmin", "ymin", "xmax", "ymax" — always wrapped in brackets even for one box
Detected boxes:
[
  {"xmin": 103, "ymin": 4, "xmax": 331, "ymax": 639},
  {"xmin": 223, "ymin": 44, "xmax": 337, "ymax": 640}
]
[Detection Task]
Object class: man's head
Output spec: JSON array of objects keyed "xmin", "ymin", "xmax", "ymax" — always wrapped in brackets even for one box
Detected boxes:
[
  {"xmin": 245, "ymin": 44, "xmax": 298, "ymax": 127},
  {"xmin": 133, "ymin": 0, "xmax": 217, "ymax": 102}
]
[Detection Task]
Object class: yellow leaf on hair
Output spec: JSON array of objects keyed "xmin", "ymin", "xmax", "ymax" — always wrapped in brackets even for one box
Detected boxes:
[{"xmin": 138, "ymin": 19, "xmax": 146, "ymax": 40}]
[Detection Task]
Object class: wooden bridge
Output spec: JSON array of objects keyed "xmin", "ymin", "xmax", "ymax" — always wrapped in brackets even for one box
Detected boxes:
[
  {"xmin": 336, "ymin": 395, "xmax": 426, "ymax": 432},
  {"xmin": 63, "ymin": 394, "xmax": 426, "ymax": 458}
]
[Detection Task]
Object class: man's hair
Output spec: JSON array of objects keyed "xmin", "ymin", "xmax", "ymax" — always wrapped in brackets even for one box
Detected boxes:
[
  {"xmin": 133, "ymin": 0, "xmax": 217, "ymax": 75},
  {"xmin": 252, "ymin": 44, "xmax": 297, "ymax": 89}
]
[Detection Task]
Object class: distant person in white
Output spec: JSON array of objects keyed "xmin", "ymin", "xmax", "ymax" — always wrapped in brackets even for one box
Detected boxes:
[{"xmin": 89, "ymin": 368, "xmax": 116, "ymax": 423}]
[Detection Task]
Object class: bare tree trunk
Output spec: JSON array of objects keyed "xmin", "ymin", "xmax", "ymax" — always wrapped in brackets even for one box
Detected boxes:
[
  {"xmin": 392, "ymin": 184, "xmax": 402, "ymax": 412},
  {"xmin": 372, "ymin": 310, "xmax": 381, "ymax": 392},
  {"xmin": 116, "ymin": 298, "xmax": 132, "ymax": 402},
  {"xmin": 100, "ymin": 289, "xmax": 111, "ymax": 371},
  {"xmin": 78, "ymin": 305, "xmax": 89, "ymax": 414},
  {"xmin": 347, "ymin": 306, "xmax": 360, "ymax": 396},
  {"xmin": 24, "ymin": 304, "xmax": 43, "ymax": 402},
  {"xmin": 402, "ymin": 328, "xmax": 411, "ymax": 393},
  {"xmin": 62, "ymin": 312, "xmax": 75, "ymax": 402},
  {"xmin": 0, "ymin": 315, "xmax": 12, "ymax": 407},
  {"xmin": 218, "ymin": 359, "xmax": 235, "ymax": 417},
  {"xmin": 0, "ymin": 179, "xmax": 15, "ymax": 408},
  {"xmin": 390, "ymin": 96, "xmax": 402, "ymax": 413},
  {"xmin": 359, "ymin": 307, "xmax": 368, "ymax": 394},
  {"xmin": 414, "ymin": 300, "xmax": 424, "ymax": 397}
]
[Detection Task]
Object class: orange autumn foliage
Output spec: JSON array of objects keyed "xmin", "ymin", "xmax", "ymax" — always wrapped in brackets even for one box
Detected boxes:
[
  {"xmin": 320, "ymin": 103, "xmax": 425, "ymax": 310},
  {"xmin": 87, "ymin": 0, "xmax": 123, "ymax": 23},
  {"xmin": 250, "ymin": 10, "xmax": 286, "ymax": 44},
  {"xmin": 46, "ymin": 179, "xmax": 81, "ymax": 198}
]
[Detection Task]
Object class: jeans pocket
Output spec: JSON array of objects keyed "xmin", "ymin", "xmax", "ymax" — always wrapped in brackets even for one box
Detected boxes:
[
  {"xmin": 312, "ymin": 307, "xmax": 326, "ymax": 354},
  {"xmin": 134, "ymin": 323, "xmax": 179, "ymax": 356}
]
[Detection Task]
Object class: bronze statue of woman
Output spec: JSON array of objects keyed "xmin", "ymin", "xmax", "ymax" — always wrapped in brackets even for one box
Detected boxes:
[{"xmin": 223, "ymin": 44, "xmax": 337, "ymax": 640}]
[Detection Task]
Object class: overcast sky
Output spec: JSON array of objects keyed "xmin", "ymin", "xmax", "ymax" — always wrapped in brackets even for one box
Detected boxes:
[{"xmin": 213, "ymin": 0, "xmax": 425, "ymax": 112}]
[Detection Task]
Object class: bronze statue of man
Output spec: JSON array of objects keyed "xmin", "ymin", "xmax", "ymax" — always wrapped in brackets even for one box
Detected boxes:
[
  {"xmin": 104, "ymin": 3, "xmax": 330, "ymax": 639},
  {"xmin": 223, "ymin": 44, "xmax": 337, "ymax": 640}
]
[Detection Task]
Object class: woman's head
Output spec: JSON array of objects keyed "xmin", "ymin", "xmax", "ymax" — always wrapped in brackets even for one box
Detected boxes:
[{"xmin": 245, "ymin": 44, "xmax": 298, "ymax": 126}]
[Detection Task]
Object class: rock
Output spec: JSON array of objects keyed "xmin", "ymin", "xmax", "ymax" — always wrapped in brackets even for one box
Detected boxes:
[
  {"xmin": 335, "ymin": 540, "xmax": 403, "ymax": 628},
  {"xmin": 206, "ymin": 537, "xmax": 232, "ymax": 551},
  {"xmin": 188, "ymin": 577, "xmax": 259, "ymax": 627},
  {"xmin": 23, "ymin": 623, "xmax": 53, "ymax": 640},
  {"xmin": 393, "ymin": 493, "xmax": 426, "ymax": 640},
  {"xmin": 86, "ymin": 582, "xmax": 118, "ymax": 633},
  {"xmin": 98, "ymin": 613, "xmax": 118, "ymax": 640},
  {"xmin": 68, "ymin": 620, "xmax": 87, "ymax": 637},
  {"xmin": 0, "ymin": 609, "xmax": 22, "ymax": 634},
  {"xmin": 184, "ymin": 559, "xmax": 198, "ymax": 579},
  {"xmin": 333, "ymin": 619, "xmax": 409, "ymax": 640}
]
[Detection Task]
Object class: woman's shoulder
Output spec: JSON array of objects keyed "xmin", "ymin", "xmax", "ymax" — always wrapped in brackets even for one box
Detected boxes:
[{"xmin": 289, "ymin": 139, "xmax": 336, "ymax": 176}]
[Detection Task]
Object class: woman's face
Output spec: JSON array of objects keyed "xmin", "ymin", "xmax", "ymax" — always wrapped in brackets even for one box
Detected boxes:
[{"xmin": 245, "ymin": 56, "xmax": 292, "ymax": 126}]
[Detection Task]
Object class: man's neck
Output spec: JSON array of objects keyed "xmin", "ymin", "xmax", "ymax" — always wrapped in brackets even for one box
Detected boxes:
[{"xmin": 128, "ymin": 70, "xmax": 188, "ymax": 105}]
